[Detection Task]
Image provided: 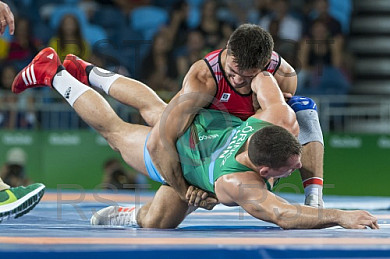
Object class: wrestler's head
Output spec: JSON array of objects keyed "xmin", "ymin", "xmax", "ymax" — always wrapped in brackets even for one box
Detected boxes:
[
  {"xmin": 248, "ymin": 125, "xmax": 302, "ymax": 179},
  {"xmin": 225, "ymin": 24, "xmax": 273, "ymax": 89}
]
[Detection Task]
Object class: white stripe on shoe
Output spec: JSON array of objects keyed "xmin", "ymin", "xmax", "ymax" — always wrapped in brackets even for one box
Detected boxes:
[
  {"xmin": 26, "ymin": 66, "xmax": 33, "ymax": 84},
  {"xmin": 22, "ymin": 71, "xmax": 29, "ymax": 86},
  {"xmin": 30, "ymin": 64, "xmax": 37, "ymax": 84}
]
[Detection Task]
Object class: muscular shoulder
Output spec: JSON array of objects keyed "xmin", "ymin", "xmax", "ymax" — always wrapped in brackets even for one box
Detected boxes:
[
  {"xmin": 274, "ymin": 57, "xmax": 297, "ymax": 95},
  {"xmin": 214, "ymin": 171, "xmax": 267, "ymax": 205},
  {"xmin": 277, "ymin": 57, "xmax": 295, "ymax": 75},
  {"xmin": 182, "ymin": 60, "xmax": 216, "ymax": 95}
]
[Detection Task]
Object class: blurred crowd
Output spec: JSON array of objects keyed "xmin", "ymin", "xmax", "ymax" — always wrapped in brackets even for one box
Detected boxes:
[{"xmin": 0, "ymin": 0, "xmax": 353, "ymax": 130}]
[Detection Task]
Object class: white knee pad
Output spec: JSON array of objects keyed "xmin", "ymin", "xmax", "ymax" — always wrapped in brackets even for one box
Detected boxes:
[{"xmin": 288, "ymin": 96, "xmax": 324, "ymax": 146}]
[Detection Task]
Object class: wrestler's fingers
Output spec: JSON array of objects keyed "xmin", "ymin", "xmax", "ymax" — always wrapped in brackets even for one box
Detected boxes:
[
  {"xmin": 188, "ymin": 188, "xmax": 201, "ymax": 206},
  {"xmin": 199, "ymin": 197, "xmax": 219, "ymax": 210},
  {"xmin": 371, "ymin": 218, "xmax": 380, "ymax": 229},
  {"xmin": 5, "ymin": 5, "xmax": 14, "ymax": 35},
  {"xmin": 361, "ymin": 219, "xmax": 378, "ymax": 229},
  {"xmin": 0, "ymin": 3, "xmax": 13, "ymax": 35},
  {"xmin": 355, "ymin": 224, "xmax": 367, "ymax": 229},
  {"xmin": 282, "ymin": 92, "xmax": 292, "ymax": 101},
  {"xmin": 194, "ymin": 191, "xmax": 204, "ymax": 206},
  {"xmin": 186, "ymin": 186, "xmax": 195, "ymax": 200},
  {"xmin": 0, "ymin": 17, "xmax": 5, "ymax": 35}
]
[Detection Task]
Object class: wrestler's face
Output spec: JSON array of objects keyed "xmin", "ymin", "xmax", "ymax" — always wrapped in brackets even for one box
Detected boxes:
[
  {"xmin": 261, "ymin": 154, "xmax": 302, "ymax": 179},
  {"xmin": 225, "ymin": 54, "xmax": 260, "ymax": 90}
]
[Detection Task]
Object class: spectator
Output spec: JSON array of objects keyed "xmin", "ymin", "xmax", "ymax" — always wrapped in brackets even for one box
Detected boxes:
[
  {"xmin": 304, "ymin": 0, "xmax": 343, "ymax": 37},
  {"xmin": 140, "ymin": 28, "xmax": 178, "ymax": 100},
  {"xmin": 0, "ymin": 63, "xmax": 36, "ymax": 129},
  {"xmin": 297, "ymin": 18, "xmax": 349, "ymax": 95},
  {"xmin": 218, "ymin": 0, "xmax": 253, "ymax": 25},
  {"xmin": 196, "ymin": 0, "xmax": 227, "ymax": 50},
  {"xmin": 268, "ymin": 19, "xmax": 299, "ymax": 69},
  {"xmin": 0, "ymin": 148, "xmax": 31, "ymax": 187},
  {"xmin": 0, "ymin": 37, "xmax": 9, "ymax": 61},
  {"xmin": 176, "ymin": 30, "xmax": 208, "ymax": 82},
  {"xmin": 101, "ymin": 158, "xmax": 147, "ymax": 190},
  {"xmin": 247, "ymin": 0, "xmax": 272, "ymax": 24},
  {"xmin": 167, "ymin": 1, "xmax": 190, "ymax": 51},
  {"xmin": 79, "ymin": 0, "xmax": 100, "ymax": 22},
  {"xmin": 6, "ymin": 17, "xmax": 41, "ymax": 69},
  {"xmin": 48, "ymin": 14, "xmax": 91, "ymax": 61},
  {"xmin": 259, "ymin": 0, "xmax": 302, "ymax": 42},
  {"xmin": 113, "ymin": 0, "xmax": 150, "ymax": 15}
]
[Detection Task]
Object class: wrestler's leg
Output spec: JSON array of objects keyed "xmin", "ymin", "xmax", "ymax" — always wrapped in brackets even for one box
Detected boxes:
[
  {"xmin": 108, "ymin": 77, "xmax": 167, "ymax": 126},
  {"xmin": 64, "ymin": 56, "xmax": 167, "ymax": 126},
  {"xmin": 72, "ymin": 90, "xmax": 150, "ymax": 175},
  {"xmin": 137, "ymin": 185, "xmax": 194, "ymax": 229},
  {"xmin": 288, "ymin": 96, "xmax": 324, "ymax": 207}
]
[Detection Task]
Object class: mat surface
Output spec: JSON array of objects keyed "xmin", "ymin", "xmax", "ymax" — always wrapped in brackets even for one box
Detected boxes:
[{"xmin": 0, "ymin": 191, "xmax": 389, "ymax": 258}]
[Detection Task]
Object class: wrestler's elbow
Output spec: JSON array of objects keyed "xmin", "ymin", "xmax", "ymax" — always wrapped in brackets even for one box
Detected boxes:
[
  {"xmin": 279, "ymin": 104, "xmax": 300, "ymax": 136},
  {"xmin": 246, "ymin": 203, "xmax": 291, "ymax": 229}
]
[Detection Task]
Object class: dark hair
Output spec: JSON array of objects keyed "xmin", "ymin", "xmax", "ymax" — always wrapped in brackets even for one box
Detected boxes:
[
  {"xmin": 226, "ymin": 24, "xmax": 274, "ymax": 71},
  {"xmin": 57, "ymin": 14, "xmax": 84, "ymax": 55},
  {"xmin": 248, "ymin": 125, "xmax": 301, "ymax": 169}
]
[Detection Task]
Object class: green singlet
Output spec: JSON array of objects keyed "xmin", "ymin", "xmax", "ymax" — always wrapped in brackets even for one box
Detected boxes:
[{"xmin": 176, "ymin": 109, "xmax": 273, "ymax": 193}]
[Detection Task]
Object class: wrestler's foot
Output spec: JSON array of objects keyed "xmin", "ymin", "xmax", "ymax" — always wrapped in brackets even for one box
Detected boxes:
[
  {"xmin": 63, "ymin": 54, "xmax": 93, "ymax": 86},
  {"xmin": 12, "ymin": 47, "xmax": 61, "ymax": 94},
  {"xmin": 305, "ymin": 193, "xmax": 324, "ymax": 208},
  {"xmin": 0, "ymin": 183, "xmax": 46, "ymax": 222},
  {"xmin": 90, "ymin": 206, "xmax": 138, "ymax": 226}
]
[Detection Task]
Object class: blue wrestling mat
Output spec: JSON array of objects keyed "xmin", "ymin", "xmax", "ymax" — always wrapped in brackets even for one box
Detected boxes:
[{"xmin": 0, "ymin": 190, "xmax": 389, "ymax": 259}]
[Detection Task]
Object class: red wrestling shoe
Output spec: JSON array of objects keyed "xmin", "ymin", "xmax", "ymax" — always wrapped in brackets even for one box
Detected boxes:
[
  {"xmin": 63, "ymin": 54, "xmax": 92, "ymax": 86},
  {"xmin": 12, "ymin": 47, "xmax": 61, "ymax": 94}
]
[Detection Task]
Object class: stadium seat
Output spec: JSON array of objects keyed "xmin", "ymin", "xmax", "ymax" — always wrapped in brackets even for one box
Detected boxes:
[
  {"xmin": 186, "ymin": 0, "xmax": 204, "ymax": 7},
  {"xmin": 329, "ymin": 0, "xmax": 352, "ymax": 33},
  {"xmin": 119, "ymin": 27, "xmax": 149, "ymax": 78},
  {"xmin": 49, "ymin": 5, "xmax": 88, "ymax": 32},
  {"xmin": 129, "ymin": 6, "xmax": 169, "ymax": 40},
  {"xmin": 92, "ymin": 6, "xmax": 125, "ymax": 29},
  {"xmin": 91, "ymin": 7, "xmax": 126, "ymax": 43},
  {"xmin": 84, "ymin": 24, "xmax": 108, "ymax": 47},
  {"xmin": 187, "ymin": 4, "xmax": 201, "ymax": 29}
]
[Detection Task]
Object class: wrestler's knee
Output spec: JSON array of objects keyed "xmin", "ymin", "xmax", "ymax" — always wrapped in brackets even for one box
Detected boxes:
[
  {"xmin": 288, "ymin": 96, "xmax": 323, "ymax": 145},
  {"xmin": 139, "ymin": 216, "xmax": 178, "ymax": 229},
  {"xmin": 287, "ymin": 96, "xmax": 317, "ymax": 112}
]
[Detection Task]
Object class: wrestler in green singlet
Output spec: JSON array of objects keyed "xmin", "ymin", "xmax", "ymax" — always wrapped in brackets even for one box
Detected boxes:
[{"xmin": 176, "ymin": 109, "xmax": 274, "ymax": 193}]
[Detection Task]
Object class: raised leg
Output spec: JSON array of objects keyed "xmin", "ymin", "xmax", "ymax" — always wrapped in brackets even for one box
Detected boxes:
[{"xmin": 63, "ymin": 55, "xmax": 167, "ymax": 126}]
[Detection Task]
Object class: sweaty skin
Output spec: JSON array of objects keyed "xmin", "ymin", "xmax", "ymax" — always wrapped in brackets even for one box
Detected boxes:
[{"xmin": 147, "ymin": 49, "xmax": 297, "ymax": 205}]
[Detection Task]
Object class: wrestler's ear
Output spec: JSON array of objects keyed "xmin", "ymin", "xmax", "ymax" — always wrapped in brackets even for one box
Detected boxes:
[{"xmin": 258, "ymin": 167, "xmax": 269, "ymax": 177}]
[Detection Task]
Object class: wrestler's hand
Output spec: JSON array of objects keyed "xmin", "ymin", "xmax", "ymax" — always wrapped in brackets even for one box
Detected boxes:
[
  {"xmin": 338, "ymin": 210, "xmax": 379, "ymax": 229},
  {"xmin": 198, "ymin": 196, "xmax": 219, "ymax": 210},
  {"xmin": 0, "ymin": 1, "xmax": 14, "ymax": 35},
  {"xmin": 186, "ymin": 185, "xmax": 219, "ymax": 210},
  {"xmin": 283, "ymin": 92, "xmax": 292, "ymax": 102}
]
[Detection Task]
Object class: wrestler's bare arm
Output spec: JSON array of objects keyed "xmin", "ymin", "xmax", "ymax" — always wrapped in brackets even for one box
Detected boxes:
[
  {"xmin": 214, "ymin": 172, "xmax": 379, "ymax": 229},
  {"xmin": 147, "ymin": 60, "xmax": 216, "ymax": 202},
  {"xmin": 250, "ymin": 72, "xmax": 299, "ymax": 136},
  {"xmin": 274, "ymin": 57, "xmax": 297, "ymax": 96}
]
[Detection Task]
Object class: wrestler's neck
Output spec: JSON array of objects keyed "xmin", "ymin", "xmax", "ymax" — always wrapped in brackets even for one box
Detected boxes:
[{"xmin": 235, "ymin": 140, "xmax": 257, "ymax": 171}]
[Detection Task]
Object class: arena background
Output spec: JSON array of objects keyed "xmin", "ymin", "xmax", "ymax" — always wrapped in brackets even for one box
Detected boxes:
[{"xmin": 1, "ymin": 0, "xmax": 389, "ymax": 197}]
